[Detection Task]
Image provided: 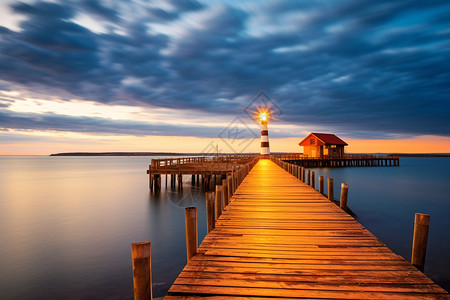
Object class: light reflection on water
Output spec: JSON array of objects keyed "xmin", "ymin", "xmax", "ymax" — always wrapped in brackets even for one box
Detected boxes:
[
  {"xmin": 0, "ymin": 156, "xmax": 448, "ymax": 299},
  {"xmin": 310, "ymin": 157, "xmax": 450, "ymax": 290}
]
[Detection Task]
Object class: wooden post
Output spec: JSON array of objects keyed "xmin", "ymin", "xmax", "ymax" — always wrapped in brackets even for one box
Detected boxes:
[
  {"xmin": 411, "ymin": 213, "xmax": 430, "ymax": 272},
  {"xmin": 301, "ymin": 167, "xmax": 305, "ymax": 182},
  {"xmin": 311, "ymin": 171, "xmax": 315, "ymax": 189},
  {"xmin": 231, "ymin": 171, "xmax": 235, "ymax": 194},
  {"xmin": 340, "ymin": 183, "xmax": 349, "ymax": 210},
  {"xmin": 131, "ymin": 242, "xmax": 152, "ymax": 300},
  {"xmin": 227, "ymin": 176, "xmax": 232, "ymax": 200},
  {"xmin": 215, "ymin": 185, "xmax": 223, "ymax": 220},
  {"xmin": 178, "ymin": 174, "xmax": 182, "ymax": 190},
  {"xmin": 206, "ymin": 192, "xmax": 215, "ymax": 233},
  {"xmin": 204, "ymin": 175, "xmax": 210, "ymax": 192},
  {"xmin": 156, "ymin": 175, "xmax": 161, "ymax": 190},
  {"xmin": 148, "ymin": 167, "xmax": 152, "ymax": 190},
  {"xmin": 222, "ymin": 179, "xmax": 229, "ymax": 207},
  {"xmin": 185, "ymin": 207, "xmax": 197, "ymax": 262},
  {"xmin": 319, "ymin": 176, "xmax": 324, "ymax": 194},
  {"xmin": 328, "ymin": 178, "xmax": 334, "ymax": 200},
  {"xmin": 307, "ymin": 170, "xmax": 311, "ymax": 186}
]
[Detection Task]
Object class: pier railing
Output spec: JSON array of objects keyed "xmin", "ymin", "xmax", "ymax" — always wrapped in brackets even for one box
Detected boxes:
[
  {"xmin": 272, "ymin": 153, "xmax": 399, "ymax": 160},
  {"xmin": 150, "ymin": 155, "xmax": 258, "ymax": 170}
]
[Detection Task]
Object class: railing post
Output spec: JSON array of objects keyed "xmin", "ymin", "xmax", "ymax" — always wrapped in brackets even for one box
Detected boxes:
[
  {"xmin": 131, "ymin": 242, "xmax": 152, "ymax": 300},
  {"xmin": 206, "ymin": 192, "xmax": 215, "ymax": 233},
  {"xmin": 411, "ymin": 213, "xmax": 430, "ymax": 272},
  {"xmin": 185, "ymin": 207, "xmax": 197, "ymax": 262},
  {"xmin": 340, "ymin": 183, "xmax": 349, "ymax": 210}
]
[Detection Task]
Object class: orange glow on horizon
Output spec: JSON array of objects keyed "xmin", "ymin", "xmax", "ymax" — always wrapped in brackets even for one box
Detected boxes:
[{"xmin": 1, "ymin": 130, "xmax": 449, "ymax": 155}]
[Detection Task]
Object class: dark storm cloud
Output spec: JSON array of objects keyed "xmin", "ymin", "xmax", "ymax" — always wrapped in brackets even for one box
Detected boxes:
[
  {"xmin": 79, "ymin": 0, "xmax": 120, "ymax": 23},
  {"xmin": 0, "ymin": 0, "xmax": 449, "ymax": 138}
]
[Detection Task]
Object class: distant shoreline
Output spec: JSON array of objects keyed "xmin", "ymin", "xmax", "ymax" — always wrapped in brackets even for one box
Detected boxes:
[{"xmin": 49, "ymin": 152, "xmax": 450, "ymax": 157}]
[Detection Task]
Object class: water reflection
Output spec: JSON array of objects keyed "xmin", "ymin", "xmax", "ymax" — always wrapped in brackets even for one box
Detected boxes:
[
  {"xmin": 0, "ymin": 156, "xmax": 207, "ymax": 299},
  {"xmin": 0, "ymin": 156, "xmax": 448, "ymax": 299}
]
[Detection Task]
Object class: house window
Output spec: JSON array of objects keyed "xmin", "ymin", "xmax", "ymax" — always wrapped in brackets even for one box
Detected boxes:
[
  {"xmin": 310, "ymin": 139, "xmax": 315, "ymax": 145},
  {"xmin": 331, "ymin": 145, "xmax": 336, "ymax": 148}
]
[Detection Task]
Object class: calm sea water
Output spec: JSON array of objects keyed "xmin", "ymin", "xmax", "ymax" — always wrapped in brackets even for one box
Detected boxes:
[{"xmin": 0, "ymin": 156, "xmax": 448, "ymax": 299}]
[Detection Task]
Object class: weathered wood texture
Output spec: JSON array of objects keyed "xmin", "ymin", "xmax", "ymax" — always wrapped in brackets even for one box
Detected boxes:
[{"xmin": 167, "ymin": 159, "xmax": 447, "ymax": 299}]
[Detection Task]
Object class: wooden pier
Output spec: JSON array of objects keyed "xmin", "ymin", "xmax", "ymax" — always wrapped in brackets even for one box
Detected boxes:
[
  {"xmin": 147, "ymin": 155, "xmax": 258, "ymax": 191},
  {"xmin": 165, "ymin": 158, "xmax": 447, "ymax": 299},
  {"xmin": 276, "ymin": 154, "xmax": 400, "ymax": 168}
]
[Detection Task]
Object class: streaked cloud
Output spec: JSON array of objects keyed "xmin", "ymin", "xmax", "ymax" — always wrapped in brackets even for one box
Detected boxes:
[{"xmin": 0, "ymin": 0, "xmax": 449, "ymax": 153}]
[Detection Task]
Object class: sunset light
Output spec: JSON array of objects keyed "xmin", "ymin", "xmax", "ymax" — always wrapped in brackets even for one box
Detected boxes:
[{"xmin": 0, "ymin": 1, "xmax": 449, "ymax": 299}]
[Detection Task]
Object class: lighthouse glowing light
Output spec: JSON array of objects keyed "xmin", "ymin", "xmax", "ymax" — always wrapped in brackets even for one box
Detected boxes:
[{"xmin": 259, "ymin": 112, "xmax": 270, "ymax": 155}]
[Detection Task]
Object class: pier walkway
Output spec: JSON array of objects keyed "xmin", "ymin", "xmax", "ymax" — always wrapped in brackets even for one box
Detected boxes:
[{"xmin": 166, "ymin": 159, "xmax": 448, "ymax": 299}]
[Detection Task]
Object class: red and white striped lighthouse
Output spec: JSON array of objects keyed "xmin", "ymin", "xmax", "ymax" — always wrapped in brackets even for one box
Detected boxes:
[{"xmin": 259, "ymin": 112, "xmax": 270, "ymax": 155}]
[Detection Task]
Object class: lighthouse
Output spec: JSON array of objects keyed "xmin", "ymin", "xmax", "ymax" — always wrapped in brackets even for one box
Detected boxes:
[{"xmin": 259, "ymin": 112, "xmax": 270, "ymax": 155}]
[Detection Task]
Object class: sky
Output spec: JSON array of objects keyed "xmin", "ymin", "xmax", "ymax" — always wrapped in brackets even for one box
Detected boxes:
[{"xmin": 0, "ymin": 0, "xmax": 449, "ymax": 154}]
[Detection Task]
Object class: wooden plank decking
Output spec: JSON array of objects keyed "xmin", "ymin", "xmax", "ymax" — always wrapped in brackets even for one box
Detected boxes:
[{"xmin": 166, "ymin": 159, "xmax": 448, "ymax": 299}]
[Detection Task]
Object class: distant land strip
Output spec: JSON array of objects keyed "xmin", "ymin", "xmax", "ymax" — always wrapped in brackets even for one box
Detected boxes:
[
  {"xmin": 49, "ymin": 152, "xmax": 226, "ymax": 156},
  {"xmin": 50, "ymin": 152, "xmax": 450, "ymax": 157}
]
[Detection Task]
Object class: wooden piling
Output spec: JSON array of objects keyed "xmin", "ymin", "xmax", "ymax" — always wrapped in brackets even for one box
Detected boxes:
[
  {"xmin": 206, "ymin": 192, "xmax": 215, "ymax": 233},
  {"xmin": 204, "ymin": 175, "xmax": 210, "ymax": 192},
  {"xmin": 185, "ymin": 207, "xmax": 197, "ymax": 262},
  {"xmin": 147, "ymin": 165, "xmax": 153, "ymax": 191},
  {"xmin": 328, "ymin": 178, "xmax": 334, "ymax": 201},
  {"xmin": 178, "ymin": 174, "xmax": 182, "ymax": 190},
  {"xmin": 227, "ymin": 176, "xmax": 232, "ymax": 200},
  {"xmin": 231, "ymin": 171, "xmax": 236, "ymax": 194},
  {"xmin": 319, "ymin": 175, "xmax": 324, "ymax": 194},
  {"xmin": 131, "ymin": 242, "xmax": 152, "ymax": 300},
  {"xmin": 411, "ymin": 213, "xmax": 430, "ymax": 272},
  {"xmin": 301, "ymin": 167, "xmax": 305, "ymax": 182},
  {"xmin": 307, "ymin": 170, "xmax": 311, "ymax": 186},
  {"xmin": 340, "ymin": 183, "xmax": 349, "ymax": 210},
  {"xmin": 311, "ymin": 171, "xmax": 315, "ymax": 189},
  {"xmin": 156, "ymin": 175, "xmax": 161, "ymax": 190},
  {"xmin": 215, "ymin": 185, "xmax": 223, "ymax": 220},
  {"xmin": 222, "ymin": 179, "xmax": 229, "ymax": 207}
]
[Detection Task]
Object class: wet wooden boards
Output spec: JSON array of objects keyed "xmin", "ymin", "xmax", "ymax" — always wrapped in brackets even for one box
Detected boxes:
[{"xmin": 166, "ymin": 159, "xmax": 448, "ymax": 299}]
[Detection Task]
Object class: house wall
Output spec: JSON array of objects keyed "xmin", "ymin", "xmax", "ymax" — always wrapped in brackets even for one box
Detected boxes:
[
  {"xmin": 301, "ymin": 136, "xmax": 324, "ymax": 157},
  {"xmin": 324, "ymin": 145, "xmax": 345, "ymax": 158}
]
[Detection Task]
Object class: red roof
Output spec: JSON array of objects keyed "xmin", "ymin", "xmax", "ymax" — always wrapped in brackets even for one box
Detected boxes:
[{"xmin": 299, "ymin": 133, "xmax": 348, "ymax": 146}]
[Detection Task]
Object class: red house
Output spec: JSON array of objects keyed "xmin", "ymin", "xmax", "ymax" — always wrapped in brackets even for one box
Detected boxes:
[{"xmin": 299, "ymin": 133, "xmax": 348, "ymax": 158}]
